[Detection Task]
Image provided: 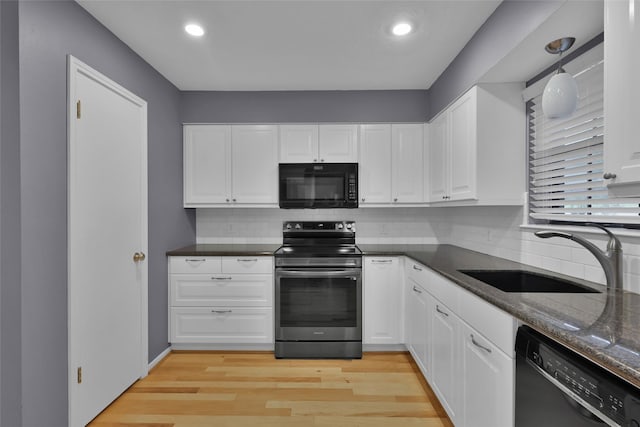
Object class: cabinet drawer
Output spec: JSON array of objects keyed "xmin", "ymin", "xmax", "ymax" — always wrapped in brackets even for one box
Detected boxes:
[
  {"xmin": 406, "ymin": 260, "xmax": 429, "ymax": 286},
  {"xmin": 458, "ymin": 288, "xmax": 515, "ymax": 355},
  {"xmin": 169, "ymin": 256, "xmax": 222, "ymax": 274},
  {"xmin": 170, "ymin": 307, "xmax": 273, "ymax": 344},
  {"xmin": 222, "ymin": 256, "xmax": 273, "ymax": 274},
  {"xmin": 170, "ymin": 274, "xmax": 273, "ymax": 307}
]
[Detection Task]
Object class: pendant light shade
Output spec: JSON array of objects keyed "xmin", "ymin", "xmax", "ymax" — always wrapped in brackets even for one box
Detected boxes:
[
  {"xmin": 542, "ymin": 71, "xmax": 578, "ymax": 119},
  {"xmin": 541, "ymin": 37, "xmax": 578, "ymax": 120}
]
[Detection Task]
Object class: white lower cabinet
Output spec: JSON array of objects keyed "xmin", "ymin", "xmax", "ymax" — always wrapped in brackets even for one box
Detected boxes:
[
  {"xmin": 461, "ymin": 321, "xmax": 514, "ymax": 427},
  {"xmin": 431, "ymin": 300, "xmax": 462, "ymax": 426},
  {"xmin": 363, "ymin": 257, "xmax": 403, "ymax": 345},
  {"xmin": 168, "ymin": 256, "xmax": 274, "ymax": 347},
  {"xmin": 403, "ymin": 257, "xmax": 515, "ymax": 427},
  {"xmin": 405, "ymin": 276, "xmax": 432, "ymax": 377}
]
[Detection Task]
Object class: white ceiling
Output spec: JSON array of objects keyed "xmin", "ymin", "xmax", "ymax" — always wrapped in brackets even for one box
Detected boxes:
[
  {"xmin": 76, "ymin": 0, "xmax": 502, "ymax": 91},
  {"xmin": 481, "ymin": 0, "xmax": 604, "ymax": 84}
]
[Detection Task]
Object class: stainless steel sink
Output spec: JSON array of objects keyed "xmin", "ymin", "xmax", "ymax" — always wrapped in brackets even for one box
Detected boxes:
[{"xmin": 458, "ymin": 269, "xmax": 601, "ymax": 293}]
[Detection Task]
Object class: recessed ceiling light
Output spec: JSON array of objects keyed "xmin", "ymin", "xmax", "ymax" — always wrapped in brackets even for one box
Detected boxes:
[
  {"xmin": 185, "ymin": 23, "xmax": 205, "ymax": 37},
  {"xmin": 392, "ymin": 22, "xmax": 413, "ymax": 37}
]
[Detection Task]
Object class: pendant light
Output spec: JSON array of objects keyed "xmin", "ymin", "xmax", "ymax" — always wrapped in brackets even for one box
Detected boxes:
[{"xmin": 541, "ymin": 37, "xmax": 578, "ymax": 119}]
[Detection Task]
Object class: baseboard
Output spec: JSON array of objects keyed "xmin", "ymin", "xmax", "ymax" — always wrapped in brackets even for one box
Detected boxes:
[
  {"xmin": 363, "ymin": 344, "xmax": 408, "ymax": 352},
  {"xmin": 171, "ymin": 343, "xmax": 275, "ymax": 351},
  {"xmin": 148, "ymin": 346, "xmax": 171, "ymax": 371}
]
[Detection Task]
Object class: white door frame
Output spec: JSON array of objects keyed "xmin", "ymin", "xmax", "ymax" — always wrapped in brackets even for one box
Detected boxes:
[{"xmin": 67, "ymin": 55, "xmax": 148, "ymax": 426}]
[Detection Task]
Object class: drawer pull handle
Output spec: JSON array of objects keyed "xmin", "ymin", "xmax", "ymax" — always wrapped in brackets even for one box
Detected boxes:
[
  {"xmin": 211, "ymin": 310, "xmax": 232, "ymax": 314},
  {"xmin": 237, "ymin": 258, "xmax": 258, "ymax": 262},
  {"xmin": 436, "ymin": 305, "xmax": 449, "ymax": 317},
  {"xmin": 412, "ymin": 265, "xmax": 423, "ymax": 271},
  {"xmin": 471, "ymin": 334, "xmax": 492, "ymax": 353},
  {"xmin": 211, "ymin": 276, "xmax": 232, "ymax": 280},
  {"xmin": 372, "ymin": 259, "xmax": 393, "ymax": 263},
  {"xmin": 185, "ymin": 258, "xmax": 206, "ymax": 263},
  {"xmin": 412, "ymin": 286, "xmax": 423, "ymax": 294}
]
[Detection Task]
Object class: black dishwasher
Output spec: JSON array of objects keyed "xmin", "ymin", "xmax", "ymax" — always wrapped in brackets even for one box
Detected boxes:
[{"xmin": 515, "ymin": 326, "xmax": 640, "ymax": 427}]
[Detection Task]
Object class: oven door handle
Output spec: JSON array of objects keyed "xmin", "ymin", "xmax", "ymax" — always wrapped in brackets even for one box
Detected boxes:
[{"xmin": 276, "ymin": 269, "xmax": 360, "ymax": 279}]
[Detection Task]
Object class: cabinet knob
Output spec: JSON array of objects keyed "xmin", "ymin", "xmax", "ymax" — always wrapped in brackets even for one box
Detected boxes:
[
  {"xmin": 226, "ymin": 198, "xmax": 230, "ymax": 202},
  {"xmin": 362, "ymin": 198, "xmax": 365, "ymax": 202},
  {"xmin": 313, "ymin": 158, "xmax": 318, "ymax": 162},
  {"xmin": 393, "ymin": 198, "xmax": 398, "ymax": 202},
  {"xmin": 320, "ymin": 158, "xmax": 324, "ymax": 162},
  {"xmin": 232, "ymin": 198, "xmax": 237, "ymax": 202},
  {"xmin": 603, "ymin": 172, "xmax": 617, "ymax": 179}
]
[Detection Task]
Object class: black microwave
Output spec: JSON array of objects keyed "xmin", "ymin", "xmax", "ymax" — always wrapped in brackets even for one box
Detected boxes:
[{"xmin": 279, "ymin": 163, "xmax": 358, "ymax": 209}]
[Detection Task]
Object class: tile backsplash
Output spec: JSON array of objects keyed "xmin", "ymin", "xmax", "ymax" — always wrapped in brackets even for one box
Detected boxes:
[{"xmin": 196, "ymin": 206, "xmax": 640, "ymax": 294}]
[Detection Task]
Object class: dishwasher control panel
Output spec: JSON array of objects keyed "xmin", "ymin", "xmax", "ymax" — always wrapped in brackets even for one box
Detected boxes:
[{"xmin": 517, "ymin": 326, "xmax": 640, "ymax": 426}]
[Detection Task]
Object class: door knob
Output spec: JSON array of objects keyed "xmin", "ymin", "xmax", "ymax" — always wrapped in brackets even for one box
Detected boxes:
[{"xmin": 133, "ymin": 252, "xmax": 146, "ymax": 262}]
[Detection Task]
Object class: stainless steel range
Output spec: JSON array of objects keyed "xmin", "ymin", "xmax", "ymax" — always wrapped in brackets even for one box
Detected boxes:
[{"xmin": 274, "ymin": 221, "xmax": 362, "ymax": 359}]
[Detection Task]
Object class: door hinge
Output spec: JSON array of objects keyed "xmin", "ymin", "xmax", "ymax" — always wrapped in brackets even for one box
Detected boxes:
[
  {"xmin": 76, "ymin": 100, "xmax": 81, "ymax": 119},
  {"xmin": 77, "ymin": 366, "xmax": 82, "ymax": 384}
]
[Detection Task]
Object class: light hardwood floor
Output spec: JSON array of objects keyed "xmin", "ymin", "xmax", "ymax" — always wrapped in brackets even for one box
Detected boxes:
[{"xmin": 90, "ymin": 351, "xmax": 454, "ymax": 427}]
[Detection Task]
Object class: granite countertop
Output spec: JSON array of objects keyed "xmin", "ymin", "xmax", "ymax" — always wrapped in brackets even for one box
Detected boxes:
[
  {"xmin": 166, "ymin": 242, "xmax": 640, "ymax": 388},
  {"xmin": 361, "ymin": 244, "xmax": 640, "ymax": 389},
  {"xmin": 166, "ymin": 243, "xmax": 280, "ymax": 257}
]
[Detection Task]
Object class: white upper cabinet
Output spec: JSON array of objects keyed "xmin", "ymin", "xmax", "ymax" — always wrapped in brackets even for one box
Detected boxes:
[
  {"xmin": 231, "ymin": 125, "xmax": 279, "ymax": 204},
  {"xmin": 318, "ymin": 124, "xmax": 359, "ymax": 162},
  {"xmin": 428, "ymin": 84, "xmax": 525, "ymax": 206},
  {"xmin": 183, "ymin": 124, "xmax": 278, "ymax": 207},
  {"xmin": 392, "ymin": 124, "xmax": 424, "ymax": 203},
  {"xmin": 183, "ymin": 125, "xmax": 231, "ymax": 205},
  {"xmin": 360, "ymin": 123, "xmax": 424, "ymax": 206},
  {"xmin": 279, "ymin": 124, "xmax": 358, "ymax": 163},
  {"xmin": 604, "ymin": 0, "xmax": 640, "ymax": 196},
  {"xmin": 359, "ymin": 124, "xmax": 392, "ymax": 204},
  {"xmin": 279, "ymin": 125, "xmax": 318, "ymax": 163}
]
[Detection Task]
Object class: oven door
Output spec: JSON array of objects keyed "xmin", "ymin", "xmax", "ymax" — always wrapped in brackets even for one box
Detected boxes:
[{"xmin": 275, "ymin": 267, "xmax": 362, "ymax": 341}]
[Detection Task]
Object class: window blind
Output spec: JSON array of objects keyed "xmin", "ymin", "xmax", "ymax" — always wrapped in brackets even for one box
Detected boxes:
[{"xmin": 528, "ymin": 54, "xmax": 640, "ymax": 224}]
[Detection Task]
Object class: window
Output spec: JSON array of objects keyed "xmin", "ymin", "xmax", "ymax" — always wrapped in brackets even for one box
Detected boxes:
[{"xmin": 527, "ymin": 43, "xmax": 640, "ymax": 225}]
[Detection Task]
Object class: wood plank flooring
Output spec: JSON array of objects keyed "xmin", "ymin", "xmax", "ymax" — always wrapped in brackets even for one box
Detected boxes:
[{"xmin": 89, "ymin": 351, "xmax": 454, "ymax": 427}]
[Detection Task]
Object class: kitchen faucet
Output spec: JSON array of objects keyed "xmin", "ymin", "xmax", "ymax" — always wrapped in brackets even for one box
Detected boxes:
[{"xmin": 534, "ymin": 223, "xmax": 623, "ymax": 291}]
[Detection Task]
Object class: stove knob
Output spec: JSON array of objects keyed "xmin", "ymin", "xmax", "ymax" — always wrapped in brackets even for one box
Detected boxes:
[
  {"xmin": 338, "ymin": 223, "xmax": 344, "ymax": 230},
  {"xmin": 286, "ymin": 224, "xmax": 292, "ymax": 230},
  {"xmin": 346, "ymin": 223, "xmax": 352, "ymax": 229},
  {"xmin": 295, "ymin": 223, "xmax": 301, "ymax": 230}
]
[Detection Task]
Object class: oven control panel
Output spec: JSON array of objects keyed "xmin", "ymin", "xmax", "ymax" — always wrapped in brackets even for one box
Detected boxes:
[{"xmin": 283, "ymin": 221, "xmax": 355, "ymax": 232}]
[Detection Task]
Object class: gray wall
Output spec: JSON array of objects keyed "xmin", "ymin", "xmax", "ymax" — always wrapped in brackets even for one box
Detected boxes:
[
  {"xmin": 17, "ymin": 1, "xmax": 194, "ymax": 426},
  {"xmin": 1, "ymin": 2, "xmax": 22, "ymax": 426},
  {"xmin": 181, "ymin": 90, "xmax": 429, "ymax": 123},
  {"xmin": 427, "ymin": 0, "xmax": 564, "ymax": 120}
]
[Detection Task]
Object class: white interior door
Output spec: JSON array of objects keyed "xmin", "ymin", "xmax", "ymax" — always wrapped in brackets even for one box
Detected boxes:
[{"xmin": 68, "ymin": 56, "xmax": 148, "ymax": 427}]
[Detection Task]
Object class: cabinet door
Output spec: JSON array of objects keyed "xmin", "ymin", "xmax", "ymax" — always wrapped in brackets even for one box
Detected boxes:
[
  {"xmin": 428, "ymin": 114, "xmax": 449, "ymax": 202},
  {"xmin": 363, "ymin": 257, "xmax": 402, "ymax": 345},
  {"xmin": 231, "ymin": 125, "xmax": 279, "ymax": 204},
  {"xmin": 279, "ymin": 124, "xmax": 318, "ymax": 163},
  {"xmin": 405, "ymin": 278, "xmax": 431, "ymax": 377},
  {"xmin": 319, "ymin": 124, "xmax": 358, "ymax": 162},
  {"xmin": 431, "ymin": 300, "xmax": 461, "ymax": 425},
  {"xmin": 461, "ymin": 322, "xmax": 514, "ymax": 427},
  {"xmin": 604, "ymin": 0, "xmax": 640, "ymax": 194},
  {"xmin": 449, "ymin": 89, "xmax": 477, "ymax": 201},
  {"xmin": 359, "ymin": 124, "xmax": 392, "ymax": 205},
  {"xmin": 392, "ymin": 124, "xmax": 424, "ymax": 203},
  {"xmin": 183, "ymin": 125, "xmax": 231, "ymax": 206}
]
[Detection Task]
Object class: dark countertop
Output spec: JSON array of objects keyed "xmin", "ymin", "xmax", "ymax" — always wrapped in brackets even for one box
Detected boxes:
[
  {"xmin": 166, "ymin": 243, "xmax": 280, "ymax": 257},
  {"xmin": 166, "ymin": 242, "xmax": 640, "ymax": 388},
  {"xmin": 361, "ymin": 244, "xmax": 640, "ymax": 389}
]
